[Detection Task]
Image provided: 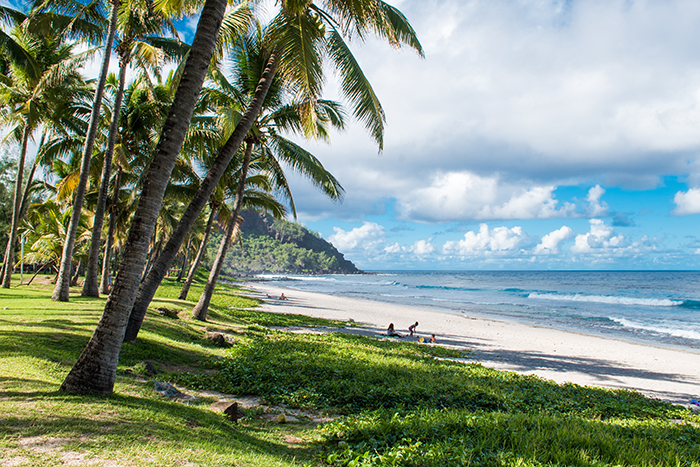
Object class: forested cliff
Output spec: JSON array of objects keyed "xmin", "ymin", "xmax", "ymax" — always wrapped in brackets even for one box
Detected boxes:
[{"xmin": 206, "ymin": 210, "xmax": 362, "ymax": 276}]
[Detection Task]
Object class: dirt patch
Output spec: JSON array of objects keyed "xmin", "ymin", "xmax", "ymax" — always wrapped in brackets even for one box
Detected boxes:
[
  {"xmin": 283, "ymin": 435, "xmax": 305, "ymax": 445},
  {"xmin": 1, "ymin": 455, "xmax": 31, "ymax": 467},
  {"xmin": 18, "ymin": 436, "xmax": 73, "ymax": 453}
]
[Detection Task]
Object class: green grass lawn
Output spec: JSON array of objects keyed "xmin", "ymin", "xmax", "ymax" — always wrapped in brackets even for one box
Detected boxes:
[{"xmin": 1, "ymin": 273, "xmax": 699, "ymax": 466}]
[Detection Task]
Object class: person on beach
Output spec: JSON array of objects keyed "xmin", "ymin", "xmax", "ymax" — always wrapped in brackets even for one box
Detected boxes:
[
  {"xmin": 279, "ymin": 293, "xmax": 288, "ymax": 300},
  {"xmin": 387, "ymin": 323, "xmax": 403, "ymax": 337},
  {"xmin": 428, "ymin": 334, "xmax": 437, "ymax": 343},
  {"xmin": 408, "ymin": 321, "xmax": 418, "ymax": 336}
]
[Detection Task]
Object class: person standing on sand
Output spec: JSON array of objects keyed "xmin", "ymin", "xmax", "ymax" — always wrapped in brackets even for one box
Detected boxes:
[{"xmin": 408, "ymin": 321, "xmax": 418, "ymax": 336}]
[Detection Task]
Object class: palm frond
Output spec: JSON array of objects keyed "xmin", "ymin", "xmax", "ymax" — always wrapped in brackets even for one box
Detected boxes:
[
  {"xmin": 325, "ymin": 27, "xmax": 384, "ymax": 150},
  {"xmin": 269, "ymin": 134, "xmax": 344, "ymax": 201}
]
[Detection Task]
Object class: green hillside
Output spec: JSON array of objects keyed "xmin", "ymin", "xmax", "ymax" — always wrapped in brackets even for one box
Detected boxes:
[{"xmin": 207, "ymin": 210, "xmax": 361, "ymax": 276}]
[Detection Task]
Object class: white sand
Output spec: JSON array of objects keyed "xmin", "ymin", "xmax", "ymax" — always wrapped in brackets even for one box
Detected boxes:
[{"xmin": 249, "ymin": 282, "xmax": 700, "ymax": 406}]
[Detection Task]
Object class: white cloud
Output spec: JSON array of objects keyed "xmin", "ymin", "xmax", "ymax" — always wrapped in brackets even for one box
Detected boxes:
[
  {"xmin": 571, "ymin": 219, "xmax": 625, "ymax": 253},
  {"xmin": 672, "ymin": 188, "xmax": 700, "ymax": 215},
  {"xmin": 328, "ymin": 222, "xmax": 385, "ymax": 252},
  {"xmin": 443, "ymin": 224, "xmax": 527, "ymax": 255},
  {"xmin": 284, "ymin": 0, "xmax": 700, "ymax": 226},
  {"xmin": 586, "ymin": 185, "xmax": 609, "ymax": 217},
  {"xmin": 384, "ymin": 242, "xmax": 402, "ymax": 254},
  {"xmin": 534, "ymin": 226, "xmax": 574, "ymax": 254},
  {"xmin": 396, "ymin": 171, "xmax": 575, "ymax": 222},
  {"xmin": 409, "ymin": 239, "xmax": 435, "ymax": 256}
]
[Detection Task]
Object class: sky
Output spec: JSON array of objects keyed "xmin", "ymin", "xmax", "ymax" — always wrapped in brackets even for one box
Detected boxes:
[
  {"xmin": 4, "ymin": 0, "xmax": 700, "ymax": 271},
  {"xmin": 274, "ymin": 0, "xmax": 700, "ymax": 271}
]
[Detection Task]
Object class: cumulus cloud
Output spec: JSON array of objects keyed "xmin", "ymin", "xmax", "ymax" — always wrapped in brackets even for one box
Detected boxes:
[
  {"xmin": 383, "ymin": 239, "xmax": 436, "ymax": 257},
  {"xmin": 672, "ymin": 188, "xmax": 700, "ymax": 215},
  {"xmin": 328, "ymin": 222, "xmax": 386, "ymax": 252},
  {"xmin": 396, "ymin": 171, "xmax": 575, "ymax": 222},
  {"xmin": 534, "ymin": 226, "xmax": 575, "ymax": 254},
  {"xmin": 443, "ymin": 224, "xmax": 527, "ymax": 255},
  {"xmin": 409, "ymin": 239, "xmax": 435, "ymax": 256},
  {"xmin": 285, "ymin": 0, "xmax": 700, "ymax": 226},
  {"xmin": 571, "ymin": 219, "xmax": 625, "ymax": 253},
  {"xmin": 586, "ymin": 185, "xmax": 609, "ymax": 217}
]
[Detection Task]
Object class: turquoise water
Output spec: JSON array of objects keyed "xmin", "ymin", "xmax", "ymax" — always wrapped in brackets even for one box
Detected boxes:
[{"xmin": 258, "ymin": 271, "xmax": 700, "ymax": 351}]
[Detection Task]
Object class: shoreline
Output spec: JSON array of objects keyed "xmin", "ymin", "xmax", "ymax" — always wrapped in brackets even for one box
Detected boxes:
[{"xmin": 246, "ymin": 282, "xmax": 700, "ymax": 407}]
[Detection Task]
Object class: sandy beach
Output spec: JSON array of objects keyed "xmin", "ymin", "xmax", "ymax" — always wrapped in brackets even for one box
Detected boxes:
[{"xmin": 248, "ymin": 282, "xmax": 700, "ymax": 407}]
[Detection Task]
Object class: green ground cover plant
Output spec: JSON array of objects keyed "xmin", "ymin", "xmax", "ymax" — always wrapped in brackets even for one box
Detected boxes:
[{"xmin": 1, "ymin": 274, "xmax": 699, "ymax": 466}]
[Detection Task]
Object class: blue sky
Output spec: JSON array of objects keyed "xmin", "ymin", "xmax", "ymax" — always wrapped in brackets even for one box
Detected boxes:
[
  {"xmin": 4, "ymin": 0, "xmax": 700, "ymax": 271},
  {"xmin": 274, "ymin": 0, "xmax": 700, "ymax": 271}
]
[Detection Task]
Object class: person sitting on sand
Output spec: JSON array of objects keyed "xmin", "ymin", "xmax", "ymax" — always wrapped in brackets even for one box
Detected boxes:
[
  {"xmin": 428, "ymin": 334, "xmax": 437, "ymax": 343},
  {"xmin": 408, "ymin": 321, "xmax": 418, "ymax": 336},
  {"xmin": 387, "ymin": 323, "xmax": 403, "ymax": 337},
  {"xmin": 279, "ymin": 293, "xmax": 288, "ymax": 300}
]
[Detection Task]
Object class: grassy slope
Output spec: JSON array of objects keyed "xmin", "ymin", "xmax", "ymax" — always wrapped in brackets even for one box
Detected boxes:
[{"xmin": 1, "ymin": 274, "xmax": 699, "ymax": 466}]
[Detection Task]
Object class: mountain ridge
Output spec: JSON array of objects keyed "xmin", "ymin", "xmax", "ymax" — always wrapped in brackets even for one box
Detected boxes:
[{"xmin": 213, "ymin": 210, "xmax": 362, "ymax": 276}]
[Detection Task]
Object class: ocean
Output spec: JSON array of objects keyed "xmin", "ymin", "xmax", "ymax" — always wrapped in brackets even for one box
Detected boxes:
[{"xmin": 257, "ymin": 270, "xmax": 700, "ymax": 352}]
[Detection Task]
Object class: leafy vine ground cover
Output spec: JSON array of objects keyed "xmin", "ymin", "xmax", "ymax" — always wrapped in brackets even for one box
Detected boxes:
[{"xmin": 1, "ymin": 275, "xmax": 699, "ymax": 466}]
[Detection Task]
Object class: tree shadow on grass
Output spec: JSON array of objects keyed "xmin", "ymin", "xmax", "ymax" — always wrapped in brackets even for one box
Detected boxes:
[
  {"xmin": 1, "ymin": 389, "xmax": 319, "ymax": 464},
  {"xmin": 0, "ymin": 325, "xmax": 215, "ymax": 372}
]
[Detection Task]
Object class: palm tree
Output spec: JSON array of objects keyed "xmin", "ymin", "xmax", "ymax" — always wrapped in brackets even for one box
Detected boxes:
[
  {"xmin": 189, "ymin": 63, "xmax": 347, "ymax": 321},
  {"xmin": 0, "ymin": 22, "xmax": 90, "ymax": 288},
  {"xmin": 51, "ymin": 0, "xmax": 120, "ymax": 300},
  {"xmin": 61, "ymin": 0, "xmax": 421, "ymax": 396},
  {"xmin": 59, "ymin": 0, "xmax": 231, "ymax": 395},
  {"xmin": 97, "ymin": 72, "xmax": 180, "ymax": 292},
  {"xmin": 125, "ymin": 8, "xmax": 410, "ymax": 336},
  {"xmin": 20, "ymin": 197, "xmax": 93, "ymax": 278},
  {"xmin": 81, "ymin": 0, "xmax": 189, "ymax": 297}
]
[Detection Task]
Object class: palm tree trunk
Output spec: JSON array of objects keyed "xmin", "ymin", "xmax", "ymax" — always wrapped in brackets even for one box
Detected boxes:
[
  {"xmin": 99, "ymin": 167, "xmax": 122, "ymax": 294},
  {"xmin": 52, "ymin": 0, "xmax": 120, "ymax": 302},
  {"xmin": 191, "ymin": 141, "xmax": 252, "ymax": 321},
  {"xmin": 143, "ymin": 238, "xmax": 162, "ymax": 282},
  {"xmin": 71, "ymin": 260, "xmax": 81, "ymax": 286},
  {"xmin": 2, "ymin": 125, "xmax": 30, "ymax": 288},
  {"xmin": 192, "ymin": 213, "xmax": 242, "ymax": 321},
  {"xmin": 123, "ymin": 55, "xmax": 278, "ymax": 342},
  {"xmin": 83, "ymin": 54, "xmax": 128, "ymax": 297},
  {"xmin": 178, "ymin": 206, "xmax": 216, "ymax": 300},
  {"xmin": 176, "ymin": 236, "xmax": 191, "ymax": 282},
  {"xmin": 60, "ymin": 0, "xmax": 228, "ymax": 395},
  {"xmin": 1, "ymin": 131, "xmax": 43, "ymax": 282},
  {"xmin": 18, "ymin": 132, "xmax": 45, "ymax": 222}
]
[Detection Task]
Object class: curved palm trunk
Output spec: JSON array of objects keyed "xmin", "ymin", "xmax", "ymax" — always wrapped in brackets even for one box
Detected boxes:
[
  {"xmin": 99, "ymin": 167, "xmax": 122, "ymax": 294},
  {"xmin": 83, "ymin": 55, "xmax": 128, "ymax": 297},
  {"xmin": 176, "ymin": 237, "xmax": 191, "ymax": 282},
  {"xmin": 191, "ymin": 212, "xmax": 242, "ymax": 321},
  {"xmin": 59, "ymin": 0, "xmax": 227, "ymax": 396},
  {"xmin": 191, "ymin": 142, "xmax": 252, "ymax": 321},
  {"xmin": 18, "ymin": 132, "xmax": 45, "ymax": 221},
  {"xmin": 123, "ymin": 55, "xmax": 278, "ymax": 342},
  {"xmin": 1, "ymin": 131, "xmax": 42, "ymax": 282},
  {"xmin": 52, "ymin": 0, "xmax": 120, "ymax": 302},
  {"xmin": 1, "ymin": 125, "xmax": 30, "ymax": 288},
  {"xmin": 178, "ymin": 206, "xmax": 216, "ymax": 300}
]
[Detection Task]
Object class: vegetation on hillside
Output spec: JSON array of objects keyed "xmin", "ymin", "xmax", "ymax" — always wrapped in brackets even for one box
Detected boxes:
[
  {"xmin": 208, "ymin": 210, "xmax": 361, "ymax": 275},
  {"xmin": 1, "ymin": 277, "xmax": 699, "ymax": 466}
]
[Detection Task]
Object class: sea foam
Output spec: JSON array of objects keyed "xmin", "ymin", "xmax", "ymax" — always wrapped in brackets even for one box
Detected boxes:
[{"xmin": 528, "ymin": 292, "xmax": 683, "ymax": 307}]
